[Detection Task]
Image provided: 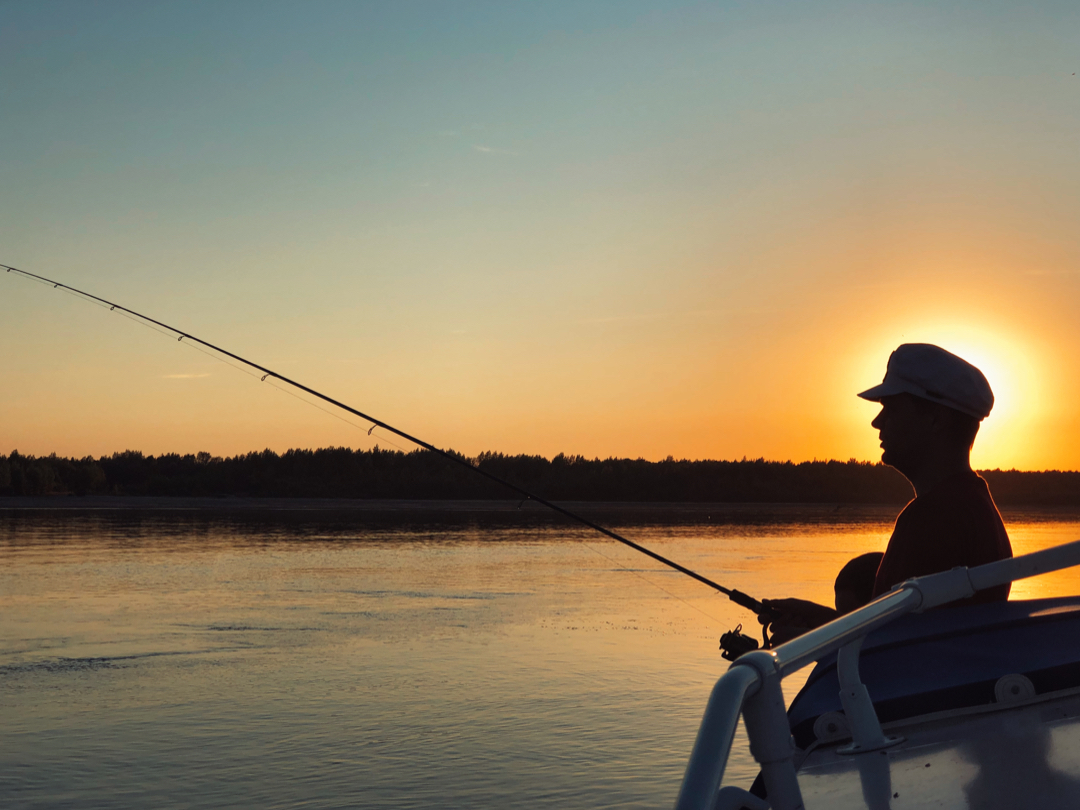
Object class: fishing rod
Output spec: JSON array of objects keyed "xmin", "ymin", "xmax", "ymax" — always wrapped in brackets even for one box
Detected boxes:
[{"xmin": 3, "ymin": 263, "xmax": 777, "ymax": 629}]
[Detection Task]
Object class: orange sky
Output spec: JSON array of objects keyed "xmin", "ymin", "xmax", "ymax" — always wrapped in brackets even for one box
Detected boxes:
[{"xmin": 2, "ymin": 3, "xmax": 1079, "ymax": 470}]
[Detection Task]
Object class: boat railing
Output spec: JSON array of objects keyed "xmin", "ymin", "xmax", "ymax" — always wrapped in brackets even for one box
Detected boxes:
[{"xmin": 675, "ymin": 539, "xmax": 1080, "ymax": 810}]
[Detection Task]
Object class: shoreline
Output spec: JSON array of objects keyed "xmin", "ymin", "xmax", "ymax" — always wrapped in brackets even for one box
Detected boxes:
[
  {"xmin": 1, "ymin": 496, "xmax": 1078, "ymax": 523},
  {"xmin": 0, "ymin": 495, "xmax": 890, "ymax": 512}
]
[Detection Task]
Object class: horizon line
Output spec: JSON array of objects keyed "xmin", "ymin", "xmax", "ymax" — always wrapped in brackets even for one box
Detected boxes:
[{"xmin": 3, "ymin": 447, "xmax": 1079, "ymax": 476}]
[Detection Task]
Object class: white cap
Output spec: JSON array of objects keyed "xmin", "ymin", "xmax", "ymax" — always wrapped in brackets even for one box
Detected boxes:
[{"xmin": 858, "ymin": 343, "xmax": 994, "ymax": 420}]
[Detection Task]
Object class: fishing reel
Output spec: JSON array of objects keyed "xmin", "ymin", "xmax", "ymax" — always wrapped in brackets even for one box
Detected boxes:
[{"xmin": 719, "ymin": 622, "xmax": 772, "ymax": 661}]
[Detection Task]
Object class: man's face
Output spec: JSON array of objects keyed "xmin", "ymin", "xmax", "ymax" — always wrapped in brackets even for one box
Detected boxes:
[{"xmin": 870, "ymin": 393, "xmax": 936, "ymax": 472}]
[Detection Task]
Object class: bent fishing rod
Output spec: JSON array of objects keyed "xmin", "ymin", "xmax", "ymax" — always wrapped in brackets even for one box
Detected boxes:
[{"xmin": 4, "ymin": 263, "xmax": 775, "ymax": 621}]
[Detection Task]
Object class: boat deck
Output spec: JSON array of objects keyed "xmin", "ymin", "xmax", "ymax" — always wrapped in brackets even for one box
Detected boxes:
[{"xmin": 797, "ymin": 688, "xmax": 1080, "ymax": 808}]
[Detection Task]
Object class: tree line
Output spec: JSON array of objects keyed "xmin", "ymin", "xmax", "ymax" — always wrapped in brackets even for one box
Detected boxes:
[{"xmin": 1, "ymin": 447, "xmax": 1079, "ymax": 505}]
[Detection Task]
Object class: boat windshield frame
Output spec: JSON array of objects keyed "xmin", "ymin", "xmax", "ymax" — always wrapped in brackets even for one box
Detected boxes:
[{"xmin": 675, "ymin": 539, "xmax": 1080, "ymax": 810}]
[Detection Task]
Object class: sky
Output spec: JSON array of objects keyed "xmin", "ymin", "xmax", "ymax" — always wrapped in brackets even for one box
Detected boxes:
[{"xmin": 2, "ymin": 0, "xmax": 1079, "ymax": 470}]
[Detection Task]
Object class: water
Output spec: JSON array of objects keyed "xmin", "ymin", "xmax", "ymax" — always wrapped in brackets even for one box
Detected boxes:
[{"xmin": 3, "ymin": 500, "xmax": 1080, "ymax": 809}]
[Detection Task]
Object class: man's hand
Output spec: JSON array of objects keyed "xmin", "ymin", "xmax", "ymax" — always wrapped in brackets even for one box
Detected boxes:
[{"xmin": 758, "ymin": 598, "xmax": 838, "ymax": 645}]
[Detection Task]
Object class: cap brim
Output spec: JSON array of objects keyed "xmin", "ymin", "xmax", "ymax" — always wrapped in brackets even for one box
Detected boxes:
[{"xmin": 857, "ymin": 379, "xmax": 916, "ymax": 402}]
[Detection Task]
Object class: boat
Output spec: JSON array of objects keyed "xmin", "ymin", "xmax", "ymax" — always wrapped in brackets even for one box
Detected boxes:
[{"xmin": 675, "ymin": 539, "xmax": 1080, "ymax": 809}]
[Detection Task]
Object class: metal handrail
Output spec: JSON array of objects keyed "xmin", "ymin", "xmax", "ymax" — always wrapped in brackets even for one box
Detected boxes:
[
  {"xmin": 675, "ymin": 539, "xmax": 1080, "ymax": 810},
  {"xmin": 771, "ymin": 588, "xmax": 920, "ymax": 677},
  {"xmin": 675, "ymin": 665, "xmax": 762, "ymax": 807}
]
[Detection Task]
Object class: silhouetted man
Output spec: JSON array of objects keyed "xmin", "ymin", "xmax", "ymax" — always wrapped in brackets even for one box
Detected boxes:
[{"xmin": 762, "ymin": 343, "xmax": 1013, "ymax": 642}]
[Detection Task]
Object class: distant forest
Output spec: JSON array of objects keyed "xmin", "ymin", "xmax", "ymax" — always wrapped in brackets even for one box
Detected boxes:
[{"xmin": 3, "ymin": 447, "xmax": 1080, "ymax": 505}]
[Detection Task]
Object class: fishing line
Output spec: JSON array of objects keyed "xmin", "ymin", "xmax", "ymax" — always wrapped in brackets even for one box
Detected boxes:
[
  {"xmin": 181, "ymin": 337, "xmax": 410, "ymax": 451},
  {"xmin": 4, "ymin": 263, "xmax": 772, "ymax": 620},
  {"xmin": 570, "ymin": 536, "xmax": 724, "ymax": 626},
  {"xmin": 44, "ymin": 271, "xmax": 410, "ymax": 451},
  {"xmin": 168, "ymin": 338, "xmax": 413, "ymax": 453}
]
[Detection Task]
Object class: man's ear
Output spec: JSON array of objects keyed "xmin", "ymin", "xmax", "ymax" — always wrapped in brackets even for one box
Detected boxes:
[{"xmin": 927, "ymin": 402, "xmax": 952, "ymax": 431}]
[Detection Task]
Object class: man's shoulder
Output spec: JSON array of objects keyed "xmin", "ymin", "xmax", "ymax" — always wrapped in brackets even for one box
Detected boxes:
[{"xmin": 895, "ymin": 472, "xmax": 1000, "ymax": 532}]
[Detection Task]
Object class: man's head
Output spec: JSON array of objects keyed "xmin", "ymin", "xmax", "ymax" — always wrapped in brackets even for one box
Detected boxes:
[{"xmin": 858, "ymin": 344, "xmax": 993, "ymax": 479}]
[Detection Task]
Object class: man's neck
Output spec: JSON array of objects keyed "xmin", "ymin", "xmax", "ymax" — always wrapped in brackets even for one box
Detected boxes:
[{"xmin": 906, "ymin": 456, "xmax": 973, "ymax": 498}]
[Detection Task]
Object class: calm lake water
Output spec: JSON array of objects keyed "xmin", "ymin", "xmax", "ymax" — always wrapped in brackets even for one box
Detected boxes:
[{"xmin": 3, "ymin": 499, "xmax": 1080, "ymax": 809}]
